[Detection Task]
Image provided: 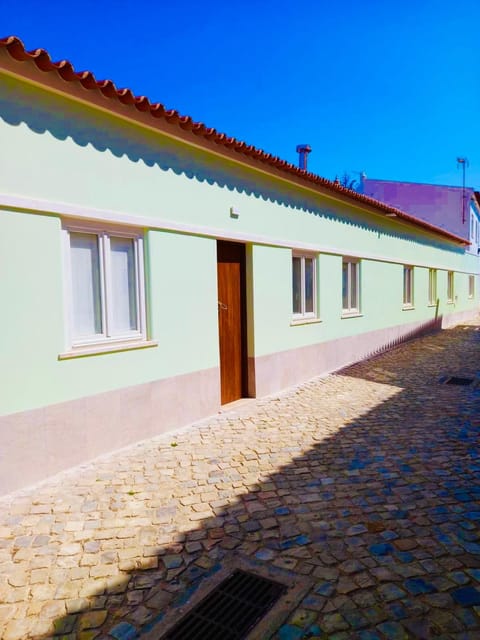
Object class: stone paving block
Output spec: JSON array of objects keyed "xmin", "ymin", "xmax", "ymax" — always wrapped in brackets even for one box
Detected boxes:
[
  {"xmin": 321, "ymin": 612, "xmax": 349, "ymax": 633},
  {"xmin": 376, "ymin": 620, "xmax": 408, "ymax": 639},
  {"xmin": 277, "ymin": 625, "xmax": 304, "ymax": 640},
  {"xmin": 403, "ymin": 577, "xmax": 437, "ymax": 595},
  {"xmin": 452, "ymin": 586, "xmax": 480, "ymax": 607},
  {"xmin": 314, "ymin": 581, "xmax": 336, "ymax": 597},
  {"xmin": 108, "ymin": 621, "xmax": 138, "ymax": 640},
  {"xmin": 449, "ymin": 571, "xmax": 471, "ymax": 585},
  {"xmin": 358, "ymin": 631, "xmax": 382, "ymax": 640},
  {"xmin": 403, "ymin": 617, "xmax": 433, "ymax": 639},
  {"xmin": 3, "ymin": 619, "xmax": 34, "ymax": 640},
  {"xmin": 369, "ymin": 543, "xmax": 395, "ymax": 556},
  {"xmin": 377, "ymin": 583, "xmax": 407, "ymax": 602},
  {"xmin": 364, "ymin": 605, "xmax": 390, "ymax": 625},
  {"xmin": 466, "ymin": 568, "xmax": 480, "ymax": 582},
  {"xmin": 339, "ymin": 559, "xmax": 364, "ymax": 574},
  {"xmin": 456, "ymin": 607, "xmax": 478, "ymax": 629},
  {"xmin": 343, "ymin": 608, "xmax": 369, "ymax": 629},
  {"xmin": 288, "ymin": 608, "xmax": 317, "ymax": 627},
  {"xmin": 301, "ymin": 594, "xmax": 325, "ymax": 611}
]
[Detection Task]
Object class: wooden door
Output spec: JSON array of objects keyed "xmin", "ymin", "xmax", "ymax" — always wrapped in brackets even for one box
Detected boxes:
[{"xmin": 217, "ymin": 241, "xmax": 247, "ymax": 404}]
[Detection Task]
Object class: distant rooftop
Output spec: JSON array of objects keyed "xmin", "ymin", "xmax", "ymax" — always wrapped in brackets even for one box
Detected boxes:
[{"xmin": 360, "ymin": 178, "xmax": 476, "ymax": 241}]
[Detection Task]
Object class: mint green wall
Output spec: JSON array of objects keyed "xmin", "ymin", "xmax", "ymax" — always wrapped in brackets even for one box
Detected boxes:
[
  {"xmin": 250, "ymin": 246, "xmax": 479, "ymax": 357},
  {"xmin": 0, "ymin": 212, "xmax": 64, "ymax": 411},
  {"xmin": 0, "ymin": 210, "xmax": 218, "ymax": 416},
  {"xmin": 0, "ymin": 74, "xmax": 478, "ymax": 416}
]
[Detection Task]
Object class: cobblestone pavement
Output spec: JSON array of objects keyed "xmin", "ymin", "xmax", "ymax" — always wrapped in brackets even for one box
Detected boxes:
[{"xmin": 1, "ymin": 321, "xmax": 480, "ymax": 640}]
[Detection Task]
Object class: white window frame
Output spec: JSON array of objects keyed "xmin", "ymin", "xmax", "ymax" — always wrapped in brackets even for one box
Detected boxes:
[
  {"xmin": 469, "ymin": 275, "xmax": 475, "ymax": 299},
  {"xmin": 62, "ymin": 221, "xmax": 148, "ymax": 354},
  {"xmin": 292, "ymin": 252, "xmax": 318, "ymax": 321},
  {"xmin": 447, "ymin": 270, "xmax": 455, "ymax": 303},
  {"xmin": 428, "ymin": 268, "xmax": 437, "ymax": 306},
  {"xmin": 342, "ymin": 258, "xmax": 360, "ymax": 316},
  {"xmin": 403, "ymin": 265, "xmax": 414, "ymax": 308}
]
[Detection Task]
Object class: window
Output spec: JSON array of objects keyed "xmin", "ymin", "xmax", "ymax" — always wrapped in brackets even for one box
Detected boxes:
[
  {"xmin": 447, "ymin": 271, "xmax": 455, "ymax": 303},
  {"xmin": 292, "ymin": 253, "xmax": 317, "ymax": 320},
  {"xmin": 342, "ymin": 259, "xmax": 360, "ymax": 314},
  {"xmin": 469, "ymin": 275, "xmax": 475, "ymax": 299},
  {"xmin": 403, "ymin": 266, "xmax": 414, "ymax": 307},
  {"xmin": 64, "ymin": 223, "xmax": 147, "ymax": 351},
  {"xmin": 428, "ymin": 269, "xmax": 437, "ymax": 306}
]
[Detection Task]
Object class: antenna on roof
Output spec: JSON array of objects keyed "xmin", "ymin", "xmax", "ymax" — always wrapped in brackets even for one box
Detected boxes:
[{"xmin": 457, "ymin": 157, "xmax": 469, "ymax": 224}]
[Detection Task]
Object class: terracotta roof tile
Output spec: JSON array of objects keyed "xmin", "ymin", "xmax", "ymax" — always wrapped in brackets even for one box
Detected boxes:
[{"xmin": 0, "ymin": 35, "xmax": 468, "ymax": 245}]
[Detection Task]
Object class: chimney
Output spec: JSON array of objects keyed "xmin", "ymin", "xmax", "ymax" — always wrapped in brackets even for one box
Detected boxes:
[
  {"xmin": 358, "ymin": 171, "xmax": 367, "ymax": 193},
  {"xmin": 296, "ymin": 144, "xmax": 312, "ymax": 171}
]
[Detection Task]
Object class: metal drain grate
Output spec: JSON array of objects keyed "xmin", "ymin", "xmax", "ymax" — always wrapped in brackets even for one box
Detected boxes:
[
  {"xmin": 162, "ymin": 569, "xmax": 287, "ymax": 640},
  {"xmin": 445, "ymin": 376, "xmax": 474, "ymax": 386}
]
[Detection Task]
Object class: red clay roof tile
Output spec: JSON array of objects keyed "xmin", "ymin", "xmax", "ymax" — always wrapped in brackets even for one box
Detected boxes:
[{"xmin": 0, "ymin": 35, "xmax": 468, "ymax": 245}]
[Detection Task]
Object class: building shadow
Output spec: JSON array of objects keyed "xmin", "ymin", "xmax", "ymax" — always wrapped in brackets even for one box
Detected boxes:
[
  {"xmin": 0, "ymin": 74, "xmax": 464, "ymax": 257},
  {"xmin": 23, "ymin": 324, "xmax": 480, "ymax": 639}
]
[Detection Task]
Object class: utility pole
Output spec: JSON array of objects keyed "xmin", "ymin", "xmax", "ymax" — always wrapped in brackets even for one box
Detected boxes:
[{"xmin": 457, "ymin": 157, "xmax": 469, "ymax": 225}]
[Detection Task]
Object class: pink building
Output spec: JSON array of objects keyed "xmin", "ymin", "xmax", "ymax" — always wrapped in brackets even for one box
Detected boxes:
[{"xmin": 360, "ymin": 178, "xmax": 480, "ymax": 254}]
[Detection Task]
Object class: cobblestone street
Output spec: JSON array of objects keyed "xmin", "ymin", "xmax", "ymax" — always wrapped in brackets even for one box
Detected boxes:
[{"xmin": 1, "ymin": 320, "xmax": 480, "ymax": 639}]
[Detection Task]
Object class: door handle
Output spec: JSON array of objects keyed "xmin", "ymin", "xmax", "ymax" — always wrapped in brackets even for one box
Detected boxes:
[{"xmin": 217, "ymin": 301, "xmax": 228, "ymax": 310}]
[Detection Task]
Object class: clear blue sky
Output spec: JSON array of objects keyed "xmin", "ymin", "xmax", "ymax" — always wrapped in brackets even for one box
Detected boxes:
[{"xmin": 2, "ymin": 0, "xmax": 480, "ymax": 188}]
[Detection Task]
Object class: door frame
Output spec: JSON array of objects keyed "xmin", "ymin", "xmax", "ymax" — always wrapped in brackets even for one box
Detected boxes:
[{"xmin": 217, "ymin": 240, "xmax": 248, "ymax": 403}]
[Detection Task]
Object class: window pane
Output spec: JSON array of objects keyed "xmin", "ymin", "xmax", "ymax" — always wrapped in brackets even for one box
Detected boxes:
[
  {"xmin": 448, "ymin": 272, "xmax": 454, "ymax": 300},
  {"xmin": 292, "ymin": 257, "xmax": 302, "ymax": 314},
  {"xmin": 403, "ymin": 267, "xmax": 411, "ymax": 304},
  {"xmin": 429, "ymin": 269, "xmax": 436, "ymax": 304},
  {"xmin": 110, "ymin": 237, "xmax": 138, "ymax": 333},
  {"xmin": 350, "ymin": 262, "xmax": 358, "ymax": 309},
  {"xmin": 304, "ymin": 258, "xmax": 314, "ymax": 313},
  {"xmin": 70, "ymin": 233, "xmax": 102, "ymax": 337},
  {"xmin": 342, "ymin": 262, "xmax": 349, "ymax": 309}
]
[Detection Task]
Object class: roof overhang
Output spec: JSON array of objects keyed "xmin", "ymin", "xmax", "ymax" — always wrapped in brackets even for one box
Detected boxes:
[{"xmin": 0, "ymin": 36, "xmax": 469, "ymax": 247}]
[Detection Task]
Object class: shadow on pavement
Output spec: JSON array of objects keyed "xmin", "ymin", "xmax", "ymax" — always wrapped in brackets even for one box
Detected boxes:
[{"xmin": 27, "ymin": 325, "xmax": 480, "ymax": 639}]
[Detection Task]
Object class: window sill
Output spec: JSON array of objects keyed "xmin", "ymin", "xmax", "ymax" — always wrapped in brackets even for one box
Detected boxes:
[
  {"xmin": 59, "ymin": 340, "xmax": 158, "ymax": 360},
  {"xmin": 341, "ymin": 311, "xmax": 362, "ymax": 319},
  {"xmin": 427, "ymin": 303, "xmax": 438, "ymax": 308},
  {"xmin": 290, "ymin": 317, "xmax": 322, "ymax": 326},
  {"xmin": 446, "ymin": 301, "xmax": 455, "ymax": 305}
]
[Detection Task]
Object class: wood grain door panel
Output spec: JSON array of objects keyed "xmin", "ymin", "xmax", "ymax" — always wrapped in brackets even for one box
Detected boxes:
[{"xmin": 217, "ymin": 241, "xmax": 246, "ymax": 404}]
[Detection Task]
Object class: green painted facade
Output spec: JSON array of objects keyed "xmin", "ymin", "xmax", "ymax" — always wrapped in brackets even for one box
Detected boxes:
[{"xmin": 0, "ymin": 73, "xmax": 478, "ymax": 418}]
